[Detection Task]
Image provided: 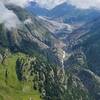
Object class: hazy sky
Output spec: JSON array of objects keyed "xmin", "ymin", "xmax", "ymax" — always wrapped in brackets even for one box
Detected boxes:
[
  {"xmin": 1, "ymin": 0, "xmax": 100, "ymax": 9},
  {"xmin": 32, "ymin": 0, "xmax": 100, "ymax": 9},
  {"xmin": 1, "ymin": 0, "xmax": 29, "ymax": 7},
  {"xmin": 69, "ymin": 0, "xmax": 100, "ymax": 9}
]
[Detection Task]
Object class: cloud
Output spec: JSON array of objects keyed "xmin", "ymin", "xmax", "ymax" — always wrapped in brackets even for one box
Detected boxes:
[
  {"xmin": 69, "ymin": 0, "xmax": 100, "ymax": 9},
  {"xmin": 32, "ymin": 0, "xmax": 66, "ymax": 9},
  {"xmin": 1, "ymin": 0, "xmax": 30, "ymax": 7},
  {"xmin": 0, "ymin": 0, "xmax": 33, "ymax": 30},
  {"xmin": 32, "ymin": 0, "xmax": 100, "ymax": 9},
  {"xmin": 0, "ymin": 0, "xmax": 100, "ymax": 9},
  {"xmin": 0, "ymin": 1, "xmax": 21, "ymax": 30}
]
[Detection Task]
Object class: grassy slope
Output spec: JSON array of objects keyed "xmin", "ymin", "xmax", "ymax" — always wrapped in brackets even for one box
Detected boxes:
[{"xmin": 0, "ymin": 53, "xmax": 41, "ymax": 100}]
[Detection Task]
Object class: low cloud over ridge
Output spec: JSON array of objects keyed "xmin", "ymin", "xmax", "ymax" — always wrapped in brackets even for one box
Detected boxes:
[
  {"xmin": 0, "ymin": 1, "xmax": 21, "ymax": 30},
  {"xmin": 32, "ymin": 0, "xmax": 100, "ymax": 9}
]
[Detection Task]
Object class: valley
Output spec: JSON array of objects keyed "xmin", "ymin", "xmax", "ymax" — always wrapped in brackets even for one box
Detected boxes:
[{"xmin": 0, "ymin": 0, "xmax": 100, "ymax": 100}]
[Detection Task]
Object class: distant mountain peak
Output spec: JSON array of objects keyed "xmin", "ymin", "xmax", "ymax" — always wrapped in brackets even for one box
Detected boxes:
[
  {"xmin": 32, "ymin": 0, "xmax": 67, "ymax": 9},
  {"xmin": 27, "ymin": 1, "xmax": 49, "ymax": 16}
]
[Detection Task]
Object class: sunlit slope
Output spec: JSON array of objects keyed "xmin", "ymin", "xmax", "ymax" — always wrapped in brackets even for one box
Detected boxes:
[{"xmin": 0, "ymin": 53, "xmax": 41, "ymax": 100}]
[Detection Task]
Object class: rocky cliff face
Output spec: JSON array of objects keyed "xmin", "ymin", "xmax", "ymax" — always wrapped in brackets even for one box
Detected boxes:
[
  {"xmin": 66, "ymin": 17, "xmax": 100, "ymax": 75},
  {"xmin": 63, "ymin": 17, "xmax": 100, "ymax": 100},
  {"xmin": 0, "ymin": 5, "xmax": 67, "ymax": 67}
]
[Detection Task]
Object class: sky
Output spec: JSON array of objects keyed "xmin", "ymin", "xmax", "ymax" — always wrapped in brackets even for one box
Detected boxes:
[
  {"xmin": 32, "ymin": 0, "xmax": 100, "ymax": 9},
  {"xmin": 69, "ymin": 0, "xmax": 100, "ymax": 9},
  {"xmin": 0, "ymin": 0, "xmax": 100, "ymax": 9},
  {"xmin": 1, "ymin": 0, "xmax": 29, "ymax": 7}
]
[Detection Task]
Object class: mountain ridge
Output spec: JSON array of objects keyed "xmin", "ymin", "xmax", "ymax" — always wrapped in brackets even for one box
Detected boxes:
[{"xmin": 0, "ymin": 1, "xmax": 100, "ymax": 100}]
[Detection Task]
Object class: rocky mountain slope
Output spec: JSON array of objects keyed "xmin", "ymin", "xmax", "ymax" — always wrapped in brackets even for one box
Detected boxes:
[
  {"xmin": 0, "ymin": 48, "xmax": 92, "ymax": 100},
  {"xmin": 64, "ymin": 17, "xmax": 100, "ymax": 100},
  {"xmin": 1, "ymin": 4, "xmax": 67, "ymax": 67},
  {"xmin": 37, "ymin": 16, "xmax": 73, "ymax": 40},
  {"xmin": 0, "ymin": 1, "xmax": 100, "ymax": 100},
  {"xmin": 0, "ymin": 3, "xmax": 90, "ymax": 100},
  {"xmin": 66, "ymin": 17, "xmax": 100, "ymax": 76},
  {"xmin": 27, "ymin": 2, "xmax": 100, "ymax": 24}
]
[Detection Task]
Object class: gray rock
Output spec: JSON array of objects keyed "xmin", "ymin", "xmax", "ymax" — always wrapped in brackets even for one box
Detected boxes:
[{"xmin": 0, "ymin": 54, "xmax": 3, "ymax": 63}]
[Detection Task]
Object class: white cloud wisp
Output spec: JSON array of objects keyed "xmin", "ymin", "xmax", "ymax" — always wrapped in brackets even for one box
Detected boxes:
[
  {"xmin": 0, "ymin": 1, "xmax": 21, "ymax": 30},
  {"xmin": 32, "ymin": 0, "xmax": 100, "ymax": 10}
]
